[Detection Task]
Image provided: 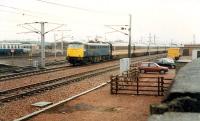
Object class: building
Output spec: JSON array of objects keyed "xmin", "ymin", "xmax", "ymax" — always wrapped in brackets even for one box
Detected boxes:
[{"xmin": 181, "ymin": 44, "xmax": 200, "ymax": 56}]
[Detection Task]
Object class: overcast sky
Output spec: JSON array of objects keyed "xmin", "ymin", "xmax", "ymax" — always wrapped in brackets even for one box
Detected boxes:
[{"xmin": 0, "ymin": 0, "xmax": 200, "ymax": 44}]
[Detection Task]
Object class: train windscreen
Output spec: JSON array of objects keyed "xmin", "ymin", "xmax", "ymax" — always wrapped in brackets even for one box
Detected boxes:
[{"xmin": 68, "ymin": 44, "xmax": 84, "ymax": 48}]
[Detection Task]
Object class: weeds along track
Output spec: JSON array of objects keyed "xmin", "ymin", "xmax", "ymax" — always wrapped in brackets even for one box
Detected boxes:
[{"xmin": 0, "ymin": 54, "xmax": 165, "ymax": 103}]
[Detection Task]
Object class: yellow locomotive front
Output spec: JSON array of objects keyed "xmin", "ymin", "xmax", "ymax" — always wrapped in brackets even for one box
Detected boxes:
[{"xmin": 66, "ymin": 42, "xmax": 85, "ymax": 65}]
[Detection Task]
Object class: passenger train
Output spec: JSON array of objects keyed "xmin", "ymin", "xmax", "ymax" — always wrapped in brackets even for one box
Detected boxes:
[
  {"xmin": 20, "ymin": 44, "xmax": 40, "ymax": 54},
  {"xmin": 0, "ymin": 42, "xmax": 40, "ymax": 56},
  {"xmin": 0, "ymin": 43, "xmax": 24, "ymax": 55},
  {"xmin": 66, "ymin": 41, "xmax": 168, "ymax": 65},
  {"xmin": 112, "ymin": 42, "xmax": 168, "ymax": 51}
]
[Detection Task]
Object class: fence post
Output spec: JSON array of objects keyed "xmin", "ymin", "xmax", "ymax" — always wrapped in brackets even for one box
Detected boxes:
[
  {"xmin": 161, "ymin": 77, "xmax": 164, "ymax": 95},
  {"xmin": 137, "ymin": 77, "xmax": 139, "ymax": 95},
  {"xmin": 115, "ymin": 76, "xmax": 118, "ymax": 94},
  {"xmin": 158, "ymin": 77, "xmax": 160, "ymax": 96},
  {"xmin": 110, "ymin": 76, "xmax": 114, "ymax": 94}
]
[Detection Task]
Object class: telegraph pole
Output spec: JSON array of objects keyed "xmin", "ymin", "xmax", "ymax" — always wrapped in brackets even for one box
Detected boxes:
[
  {"xmin": 153, "ymin": 34, "xmax": 159, "ymax": 54},
  {"xmin": 140, "ymin": 36, "xmax": 143, "ymax": 44},
  {"xmin": 128, "ymin": 14, "xmax": 132, "ymax": 58},
  {"xmin": 40, "ymin": 22, "xmax": 45, "ymax": 68},
  {"xmin": 61, "ymin": 32, "xmax": 64, "ymax": 55},
  {"xmin": 18, "ymin": 22, "xmax": 64, "ymax": 68},
  {"xmin": 54, "ymin": 33, "xmax": 57, "ymax": 60},
  {"xmin": 193, "ymin": 34, "xmax": 196, "ymax": 44},
  {"xmin": 147, "ymin": 33, "xmax": 152, "ymax": 56}
]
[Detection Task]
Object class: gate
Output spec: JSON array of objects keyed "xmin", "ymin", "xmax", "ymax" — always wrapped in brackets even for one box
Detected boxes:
[{"xmin": 110, "ymin": 71, "xmax": 173, "ymax": 96}]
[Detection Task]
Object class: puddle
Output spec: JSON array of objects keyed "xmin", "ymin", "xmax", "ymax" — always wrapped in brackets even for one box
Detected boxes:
[{"xmin": 48, "ymin": 103, "xmax": 123, "ymax": 114}]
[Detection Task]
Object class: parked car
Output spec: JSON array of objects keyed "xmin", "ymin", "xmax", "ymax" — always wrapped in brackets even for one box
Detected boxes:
[
  {"xmin": 155, "ymin": 58, "xmax": 176, "ymax": 69},
  {"xmin": 139, "ymin": 62, "xmax": 169, "ymax": 74}
]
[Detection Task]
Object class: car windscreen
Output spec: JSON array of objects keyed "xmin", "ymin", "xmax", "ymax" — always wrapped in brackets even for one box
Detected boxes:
[
  {"xmin": 149, "ymin": 63, "xmax": 158, "ymax": 67},
  {"xmin": 164, "ymin": 58, "xmax": 174, "ymax": 63}
]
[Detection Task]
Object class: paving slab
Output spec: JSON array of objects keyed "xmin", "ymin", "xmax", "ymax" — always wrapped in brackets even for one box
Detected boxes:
[
  {"xmin": 32, "ymin": 101, "xmax": 53, "ymax": 108},
  {"xmin": 148, "ymin": 112, "xmax": 200, "ymax": 121}
]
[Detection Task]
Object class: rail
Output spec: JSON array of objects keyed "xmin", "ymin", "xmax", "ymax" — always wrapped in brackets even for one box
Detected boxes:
[
  {"xmin": 0, "ymin": 54, "xmax": 165, "ymax": 82},
  {"xmin": 0, "ymin": 54, "xmax": 166, "ymax": 103}
]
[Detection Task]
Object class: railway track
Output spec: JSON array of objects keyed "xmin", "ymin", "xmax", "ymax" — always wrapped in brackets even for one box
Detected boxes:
[
  {"xmin": 0, "ymin": 54, "xmax": 162, "ymax": 82},
  {"xmin": 0, "ymin": 54, "xmax": 165, "ymax": 103},
  {"xmin": 0, "ymin": 59, "xmax": 68, "ymax": 82},
  {"xmin": 0, "ymin": 65, "xmax": 71, "ymax": 82},
  {"xmin": 0, "ymin": 58, "xmax": 120, "ymax": 82}
]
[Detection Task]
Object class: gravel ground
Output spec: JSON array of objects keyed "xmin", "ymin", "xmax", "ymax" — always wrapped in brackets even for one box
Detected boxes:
[
  {"xmin": 0, "ymin": 60, "xmax": 119, "ymax": 90},
  {"xmin": 28, "ymin": 70, "xmax": 174, "ymax": 121},
  {"xmin": 0, "ymin": 54, "xmax": 168, "ymax": 121},
  {"xmin": 0, "ymin": 69, "xmax": 174, "ymax": 121},
  {"xmin": 0, "ymin": 70, "xmax": 119, "ymax": 121},
  {"xmin": 29, "ymin": 84, "xmax": 162, "ymax": 121}
]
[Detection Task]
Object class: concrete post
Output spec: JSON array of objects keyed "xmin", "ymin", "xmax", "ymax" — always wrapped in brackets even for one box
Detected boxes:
[{"xmin": 41, "ymin": 22, "xmax": 45, "ymax": 68}]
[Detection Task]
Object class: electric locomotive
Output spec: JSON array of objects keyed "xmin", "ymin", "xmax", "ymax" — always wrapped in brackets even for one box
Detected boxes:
[{"xmin": 66, "ymin": 41, "xmax": 112, "ymax": 65}]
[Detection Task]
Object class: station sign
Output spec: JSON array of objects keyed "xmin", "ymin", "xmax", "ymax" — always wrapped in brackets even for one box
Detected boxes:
[{"xmin": 120, "ymin": 58, "xmax": 130, "ymax": 74}]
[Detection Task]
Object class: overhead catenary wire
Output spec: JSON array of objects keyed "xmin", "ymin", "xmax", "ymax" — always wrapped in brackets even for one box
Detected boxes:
[
  {"xmin": 0, "ymin": 6, "xmax": 68, "ymax": 31},
  {"xmin": 0, "ymin": 4, "xmax": 110, "ymax": 26},
  {"xmin": 0, "ymin": 2, "xmax": 128, "ymax": 25},
  {"xmin": 0, "ymin": 4, "xmax": 53, "ymax": 17},
  {"xmin": 0, "ymin": 8, "xmax": 43, "ymax": 18},
  {"xmin": 0, "ymin": 4, "xmax": 68, "ymax": 21},
  {"xmin": 0, "ymin": 0, "xmax": 130, "ymax": 42},
  {"xmin": 36, "ymin": 0, "xmax": 127, "ymax": 15}
]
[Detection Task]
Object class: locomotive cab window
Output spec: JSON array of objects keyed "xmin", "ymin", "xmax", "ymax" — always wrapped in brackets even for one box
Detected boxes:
[
  {"xmin": 68, "ymin": 44, "xmax": 84, "ymax": 48},
  {"xmin": 85, "ymin": 45, "xmax": 88, "ymax": 49}
]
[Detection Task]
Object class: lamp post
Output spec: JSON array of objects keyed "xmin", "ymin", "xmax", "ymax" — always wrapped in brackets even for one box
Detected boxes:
[
  {"xmin": 54, "ymin": 33, "xmax": 57, "ymax": 61},
  {"xmin": 128, "ymin": 14, "xmax": 132, "ymax": 58}
]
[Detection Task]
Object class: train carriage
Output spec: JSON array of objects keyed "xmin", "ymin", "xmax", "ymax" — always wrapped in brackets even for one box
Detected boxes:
[
  {"xmin": 66, "ymin": 41, "xmax": 112, "ymax": 65},
  {"xmin": 0, "ymin": 43, "xmax": 24, "ymax": 55},
  {"xmin": 20, "ymin": 44, "xmax": 40, "ymax": 54}
]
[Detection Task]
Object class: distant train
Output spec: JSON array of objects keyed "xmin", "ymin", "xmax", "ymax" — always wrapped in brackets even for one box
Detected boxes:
[
  {"xmin": 0, "ymin": 43, "xmax": 40, "ymax": 56},
  {"xmin": 66, "ymin": 41, "xmax": 112, "ymax": 65},
  {"xmin": 0, "ymin": 43, "xmax": 24, "ymax": 55},
  {"xmin": 20, "ymin": 44, "xmax": 40, "ymax": 55}
]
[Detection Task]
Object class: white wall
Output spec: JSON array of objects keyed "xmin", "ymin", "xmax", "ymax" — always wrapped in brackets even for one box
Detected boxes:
[{"xmin": 192, "ymin": 49, "xmax": 200, "ymax": 60}]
